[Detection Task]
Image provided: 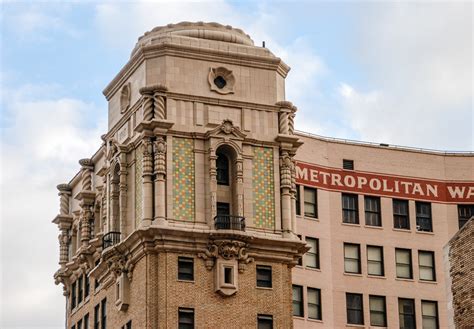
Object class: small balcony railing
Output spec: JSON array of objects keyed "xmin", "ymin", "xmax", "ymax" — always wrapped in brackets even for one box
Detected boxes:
[
  {"xmin": 214, "ymin": 215, "xmax": 246, "ymax": 231},
  {"xmin": 102, "ymin": 231, "xmax": 121, "ymax": 249}
]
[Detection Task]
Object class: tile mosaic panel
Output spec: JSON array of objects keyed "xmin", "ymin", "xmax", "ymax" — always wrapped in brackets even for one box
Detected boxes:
[
  {"xmin": 135, "ymin": 149, "xmax": 143, "ymax": 228},
  {"xmin": 253, "ymin": 147, "xmax": 275, "ymax": 229},
  {"xmin": 173, "ymin": 138, "xmax": 195, "ymax": 221}
]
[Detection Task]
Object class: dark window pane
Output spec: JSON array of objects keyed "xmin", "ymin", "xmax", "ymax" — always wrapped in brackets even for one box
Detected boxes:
[
  {"xmin": 295, "ymin": 185, "xmax": 301, "ymax": 216},
  {"xmin": 365, "ymin": 196, "xmax": 381, "ymax": 226},
  {"xmin": 343, "ymin": 159, "xmax": 354, "ymax": 170},
  {"xmin": 178, "ymin": 308, "xmax": 194, "ymax": 329},
  {"xmin": 292, "ymin": 285, "xmax": 304, "ymax": 317},
  {"xmin": 308, "ymin": 288, "xmax": 322, "ymax": 320},
  {"xmin": 178, "ymin": 257, "xmax": 194, "ymax": 281},
  {"xmin": 100, "ymin": 298, "xmax": 107, "ymax": 329},
  {"xmin": 399, "ymin": 298, "xmax": 416, "ymax": 329},
  {"xmin": 458, "ymin": 204, "xmax": 474, "ymax": 229},
  {"xmin": 346, "ymin": 293, "xmax": 364, "ymax": 325},
  {"xmin": 216, "ymin": 202, "xmax": 230, "ymax": 216},
  {"xmin": 393, "ymin": 199, "xmax": 410, "ymax": 229},
  {"xmin": 94, "ymin": 304, "xmax": 100, "ymax": 329},
  {"xmin": 256, "ymin": 266, "xmax": 272, "ymax": 288},
  {"xmin": 416, "ymin": 202, "xmax": 432, "ymax": 232},
  {"xmin": 257, "ymin": 314, "xmax": 273, "ymax": 329},
  {"xmin": 369, "ymin": 295, "xmax": 386, "ymax": 327},
  {"xmin": 216, "ymin": 152, "xmax": 229, "ymax": 185},
  {"xmin": 342, "ymin": 194, "xmax": 359, "ymax": 224},
  {"xmin": 304, "ymin": 187, "xmax": 318, "ymax": 218}
]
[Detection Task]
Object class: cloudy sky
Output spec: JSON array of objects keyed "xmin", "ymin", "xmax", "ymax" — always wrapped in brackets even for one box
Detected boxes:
[{"xmin": 0, "ymin": 1, "xmax": 472, "ymax": 328}]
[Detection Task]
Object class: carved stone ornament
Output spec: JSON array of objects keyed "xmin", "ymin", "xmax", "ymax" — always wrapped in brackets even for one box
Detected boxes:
[
  {"xmin": 198, "ymin": 239, "xmax": 254, "ymax": 273},
  {"xmin": 208, "ymin": 67, "xmax": 235, "ymax": 95},
  {"xmin": 120, "ymin": 83, "xmax": 131, "ymax": 114},
  {"xmin": 107, "ymin": 254, "xmax": 135, "ymax": 281},
  {"xmin": 220, "ymin": 119, "xmax": 234, "ymax": 134}
]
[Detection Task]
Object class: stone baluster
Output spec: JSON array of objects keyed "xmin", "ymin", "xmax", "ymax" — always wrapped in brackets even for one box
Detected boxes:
[
  {"xmin": 288, "ymin": 105, "xmax": 297, "ymax": 135},
  {"xmin": 153, "ymin": 92, "xmax": 166, "ymax": 120},
  {"xmin": 79, "ymin": 159, "xmax": 93, "ymax": 191},
  {"xmin": 142, "ymin": 91, "xmax": 154, "ymax": 122},
  {"xmin": 276, "ymin": 101, "xmax": 293, "ymax": 135},
  {"xmin": 57, "ymin": 184, "xmax": 72, "ymax": 215},
  {"xmin": 154, "ymin": 137, "xmax": 167, "ymax": 225}
]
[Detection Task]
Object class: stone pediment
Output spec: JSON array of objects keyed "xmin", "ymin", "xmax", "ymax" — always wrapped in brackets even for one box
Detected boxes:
[{"xmin": 205, "ymin": 119, "xmax": 247, "ymax": 140}]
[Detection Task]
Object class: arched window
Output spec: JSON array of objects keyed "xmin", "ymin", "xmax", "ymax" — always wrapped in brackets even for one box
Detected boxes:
[{"xmin": 216, "ymin": 152, "xmax": 229, "ymax": 185}]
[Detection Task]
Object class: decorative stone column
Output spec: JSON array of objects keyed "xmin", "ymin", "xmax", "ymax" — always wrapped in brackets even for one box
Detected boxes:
[
  {"xmin": 280, "ymin": 152, "xmax": 293, "ymax": 235},
  {"xmin": 209, "ymin": 152, "xmax": 218, "ymax": 222},
  {"xmin": 54, "ymin": 183, "xmax": 73, "ymax": 268},
  {"xmin": 235, "ymin": 159, "xmax": 244, "ymax": 217},
  {"xmin": 118, "ymin": 151, "xmax": 128, "ymax": 234},
  {"xmin": 276, "ymin": 101, "xmax": 293, "ymax": 135},
  {"xmin": 141, "ymin": 137, "xmax": 154, "ymax": 227},
  {"xmin": 76, "ymin": 159, "xmax": 96, "ymax": 247},
  {"xmin": 290, "ymin": 154, "xmax": 297, "ymax": 232},
  {"xmin": 154, "ymin": 137, "xmax": 167, "ymax": 225}
]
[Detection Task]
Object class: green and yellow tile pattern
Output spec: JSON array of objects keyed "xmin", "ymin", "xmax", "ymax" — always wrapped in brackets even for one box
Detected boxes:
[
  {"xmin": 253, "ymin": 146, "xmax": 275, "ymax": 229},
  {"xmin": 173, "ymin": 138, "xmax": 195, "ymax": 221}
]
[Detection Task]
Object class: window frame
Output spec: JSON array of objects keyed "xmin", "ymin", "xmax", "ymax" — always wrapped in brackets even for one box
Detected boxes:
[
  {"xmin": 304, "ymin": 187, "xmax": 318, "ymax": 218},
  {"xmin": 292, "ymin": 285, "xmax": 304, "ymax": 317},
  {"xmin": 369, "ymin": 295, "xmax": 387, "ymax": 327},
  {"xmin": 365, "ymin": 196, "xmax": 382, "ymax": 227},
  {"xmin": 416, "ymin": 201, "xmax": 432, "ymax": 232},
  {"xmin": 178, "ymin": 307, "xmax": 195, "ymax": 329},
  {"xmin": 71, "ymin": 281, "xmax": 77, "ymax": 310},
  {"xmin": 295, "ymin": 185, "xmax": 301, "ymax": 216},
  {"xmin": 418, "ymin": 250, "xmax": 436, "ymax": 282},
  {"xmin": 346, "ymin": 293, "xmax": 364, "ymax": 325},
  {"xmin": 393, "ymin": 199, "xmax": 410, "ymax": 230},
  {"xmin": 344, "ymin": 243, "xmax": 361, "ymax": 274},
  {"xmin": 257, "ymin": 314, "xmax": 273, "ymax": 329},
  {"xmin": 421, "ymin": 300, "xmax": 439, "ymax": 329},
  {"xmin": 307, "ymin": 287, "xmax": 322, "ymax": 320},
  {"xmin": 93, "ymin": 304, "xmax": 100, "ymax": 329},
  {"xmin": 177, "ymin": 257, "xmax": 194, "ymax": 281},
  {"xmin": 395, "ymin": 248, "xmax": 413, "ymax": 279},
  {"xmin": 256, "ymin": 265, "xmax": 272, "ymax": 288},
  {"xmin": 457, "ymin": 204, "xmax": 474, "ymax": 229},
  {"xmin": 367, "ymin": 245, "xmax": 384, "ymax": 276},
  {"xmin": 305, "ymin": 237, "xmax": 320, "ymax": 269},
  {"xmin": 100, "ymin": 298, "xmax": 107, "ymax": 329},
  {"xmin": 342, "ymin": 193, "xmax": 359, "ymax": 224},
  {"xmin": 398, "ymin": 298, "xmax": 416, "ymax": 329}
]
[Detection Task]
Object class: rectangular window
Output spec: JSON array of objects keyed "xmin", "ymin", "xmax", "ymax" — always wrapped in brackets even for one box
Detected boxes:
[
  {"xmin": 343, "ymin": 159, "xmax": 354, "ymax": 170},
  {"xmin": 344, "ymin": 243, "xmax": 361, "ymax": 274},
  {"xmin": 399, "ymin": 298, "xmax": 416, "ymax": 329},
  {"xmin": 369, "ymin": 295, "xmax": 387, "ymax": 327},
  {"xmin": 393, "ymin": 199, "xmax": 410, "ymax": 229},
  {"xmin": 77, "ymin": 319, "xmax": 82, "ymax": 329},
  {"xmin": 257, "ymin": 314, "xmax": 273, "ymax": 329},
  {"xmin": 84, "ymin": 314, "xmax": 89, "ymax": 329},
  {"xmin": 71, "ymin": 281, "xmax": 77, "ymax": 310},
  {"xmin": 304, "ymin": 187, "xmax": 318, "ymax": 218},
  {"xmin": 307, "ymin": 288, "xmax": 322, "ymax": 320},
  {"xmin": 458, "ymin": 204, "xmax": 474, "ymax": 229},
  {"xmin": 292, "ymin": 285, "xmax": 304, "ymax": 317},
  {"xmin": 296, "ymin": 185, "xmax": 301, "ymax": 216},
  {"xmin": 94, "ymin": 304, "xmax": 100, "ymax": 329},
  {"xmin": 178, "ymin": 257, "xmax": 194, "ymax": 281},
  {"xmin": 178, "ymin": 308, "xmax": 194, "ymax": 329},
  {"xmin": 78, "ymin": 276, "xmax": 83, "ymax": 303},
  {"xmin": 342, "ymin": 193, "xmax": 359, "ymax": 224},
  {"xmin": 216, "ymin": 202, "xmax": 230, "ymax": 216},
  {"xmin": 346, "ymin": 293, "xmax": 364, "ymax": 325},
  {"xmin": 367, "ymin": 245, "xmax": 384, "ymax": 276},
  {"xmin": 124, "ymin": 320, "xmax": 132, "ymax": 329},
  {"xmin": 296, "ymin": 235, "xmax": 303, "ymax": 266},
  {"xmin": 100, "ymin": 298, "xmax": 106, "ymax": 329},
  {"xmin": 422, "ymin": 300, "xmax": 439, "ymax": 329},
  {"xmin": 419, "ymin": 251, "xmax": 436, "ymax": 281},
  {"xmin": 396, "ymin": 248, "xmax": 413, "ymax": 279},
  {"xmin": 305, "ymin": 237, "xmax": 320, "ymax": 269},
  {"xmin": 365, "ymin": 196, "xmax": 381, "ymax": 226},
  {"xmin": 256, "ymin": 265, "xmax": 272, "ymax": 288},
  {"xmin": 85, "ymin": 275, "xmax": 90, "ymax": 298},
  {"xmin": 416, "ymin": 202, "xmax": 432, "ymax": 232}
]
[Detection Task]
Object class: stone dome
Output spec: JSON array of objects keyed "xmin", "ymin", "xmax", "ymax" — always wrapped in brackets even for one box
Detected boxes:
[{"xmin": 131, "ymin": 21, "xmax": 254, "ymax": 56}]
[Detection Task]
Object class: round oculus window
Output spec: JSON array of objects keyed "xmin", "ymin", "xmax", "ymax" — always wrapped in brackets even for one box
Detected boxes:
[{"xmin": 213, "ymin": 76, "xmax": 227, "ymax": 89}]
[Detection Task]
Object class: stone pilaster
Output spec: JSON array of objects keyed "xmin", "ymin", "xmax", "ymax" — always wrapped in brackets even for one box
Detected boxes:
[
  {"xmin": 154, "ymin": 137, "xmax": 167, "ymax": 225},
  {"xmin": 142, "ymin": 137, "xmax": 154, "ymax": 227},
  {"xmin": 118, "ymin": 151, "xmax": 128, "ymax": 234}
]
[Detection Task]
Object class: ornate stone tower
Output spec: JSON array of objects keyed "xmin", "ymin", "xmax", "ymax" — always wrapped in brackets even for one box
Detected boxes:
[{"xmin": 53, "ymin": 22, "xmax": 307, "ymax": 329}]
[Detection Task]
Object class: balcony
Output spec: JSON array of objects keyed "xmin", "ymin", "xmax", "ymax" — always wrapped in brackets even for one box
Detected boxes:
[
  {"xmin": 214, "ymin": 215, "xmax": 246, "ymax": 231},
  {"xmin": 102, "ymin": 231, "xmax": 121, "ymax": 249}
]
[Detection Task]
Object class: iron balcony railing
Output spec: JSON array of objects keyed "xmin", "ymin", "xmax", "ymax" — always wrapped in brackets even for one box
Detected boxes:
[
  {"xmin": 214, "ymin": 215, "xmax": 246, "ymax": 231},
  {"xmin": 102, "ymin": 231, "xmax": 121, "ymax": 249}
]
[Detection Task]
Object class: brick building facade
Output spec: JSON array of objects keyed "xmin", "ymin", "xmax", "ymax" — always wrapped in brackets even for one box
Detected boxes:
[{"xmin": 53, "ymin": 22, "xmax": 474, "ymax": 328}]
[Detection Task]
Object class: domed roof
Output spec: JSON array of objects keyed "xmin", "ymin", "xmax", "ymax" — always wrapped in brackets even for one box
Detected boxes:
[{"xmin": 132, "ymin": 21, "xmax": 254, "ymax": 56}]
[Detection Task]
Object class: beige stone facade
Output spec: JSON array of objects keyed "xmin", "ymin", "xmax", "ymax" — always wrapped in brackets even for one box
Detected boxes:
[{"xmin": 53, "ymin": 22, "xmax": 474, "ymax": 329}]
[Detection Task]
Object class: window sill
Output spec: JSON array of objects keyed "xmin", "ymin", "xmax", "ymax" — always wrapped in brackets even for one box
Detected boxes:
[
  {"xmin": 293, "ymin": 316, "xmax": 305, "ymax": 320},
  {"xmin": 308, "ymin": 318, "xmax": 323, "ymax": 323},
  {"xmin": 367, "ymin": 275, "xmax": 386, "ymax": 280},
  {"xmin": 395, "ymin": 277, "xmax": 414, "ymax": 282},
  {"xmin": 364, "ymin": 225, "xmax": 383, "ymax": 230},
  {"xmin": 346, "ymin": 324, "xmax": 365, "ymax": 328},
  {"xmin": 305, "ymin": 267, "xmax": 321, "ymax": 272},
  {"xmin": 419, "ymin": 279, "xmax": 437, "ymax": 284},
  {"xmin": 177, "ymin": 279, "xmax": 195, "ymax": 283},
  {"xmin": 256, "ymin": 286, "xmax": 273, "ymax": 290},
  {"xmin": 341, "ymin": 222, "xmax": 360, "ymax": 227},
  {"xmin": 343, "ymin": 272, "xmax": 363, "ymax": 277},
  {"xmin": 303, "ymin": 216, "xmax": 320, "ymax": 222},
  {"xmin": 415, "ymin": 230, "xmax": 434, "ymax": 235},
  {"xmin": 392, "ymin": 228, "xmax": 411, "ymax": 233}
]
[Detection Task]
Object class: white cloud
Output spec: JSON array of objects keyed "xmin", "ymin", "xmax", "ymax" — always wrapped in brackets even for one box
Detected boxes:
[
  {"xmin": 340, "ymin": 2, "xmax": 473, "ymax": 150},
  {"xmin": 0, "ymin": 83, "xmax": 106, "ymax": 328}
]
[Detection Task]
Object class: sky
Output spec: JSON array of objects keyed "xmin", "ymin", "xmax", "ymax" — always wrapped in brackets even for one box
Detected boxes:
[{"xmin": 0, "ymin": 1, "xmax": 472, "ymax": 328}]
